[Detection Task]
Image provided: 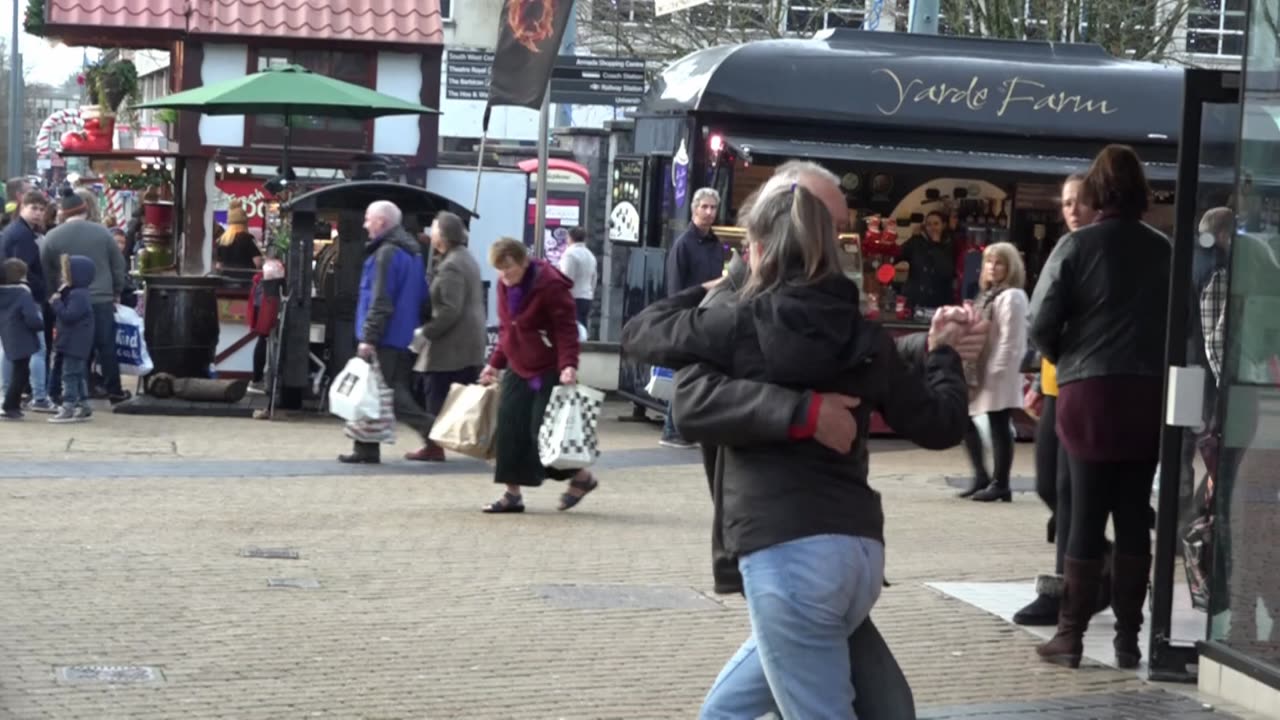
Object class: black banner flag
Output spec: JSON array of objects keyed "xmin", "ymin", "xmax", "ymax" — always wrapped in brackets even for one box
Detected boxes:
[{"xmin": 486, "ymin": 0, "xmax": 575, "ymax": 115}]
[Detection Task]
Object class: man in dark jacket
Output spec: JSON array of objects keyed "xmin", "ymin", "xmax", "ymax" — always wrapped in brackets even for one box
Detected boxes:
[
  {"xmin": 660, "ymin": 186, "xmax": 723, "ymax": 448},
  {"xmin": 341, "ymin": 200, "xmax": 432, "ymax": 464},
  {"xmin": 1, "ymin": 191, "xmax": 53, "ymax": 411}
]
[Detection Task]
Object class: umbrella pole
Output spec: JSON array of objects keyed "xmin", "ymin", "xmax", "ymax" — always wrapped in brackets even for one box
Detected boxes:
[{"xmin": 281, "ymin": 114, "xmax": 292, "ymax": 179}]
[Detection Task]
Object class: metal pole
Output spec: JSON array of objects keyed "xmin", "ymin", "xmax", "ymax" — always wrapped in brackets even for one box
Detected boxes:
[
  {"xmin": 471, "ymin": 131, "xmax": 488, "ymax": 216},
  {"xmin": 8, "ymin": 0, "xmax": 23, "ymax": 178},
  {"xmin": 908, "ymin": 0, "xmax": 940, "ymax": 33},
  {"xmin": 533, "ymin": 85, "xmax": 551, "ymax": 259}
]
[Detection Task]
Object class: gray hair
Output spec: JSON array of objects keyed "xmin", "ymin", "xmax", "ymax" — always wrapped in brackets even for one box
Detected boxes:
[
  {"xmin": 434, "ymin": 210, "xmax": 468, "ymax": 248},
  {"xmin": 367, "ymin": 200, "xmax": 403, "ymax": 227},
  {"xmin": 738, "ymin": 160, "xmax": 840, "ymax": 223},
  {"xmin": 740, "ymin": 177, "xmax": 840, "ymax": 299},
  {"xmin": 980, "ymin": 242, "xmax": 1027, "ymax": 292},
  {"xmin": 692, "ymin": 187, "xmax": 721, "ymax": 207}
]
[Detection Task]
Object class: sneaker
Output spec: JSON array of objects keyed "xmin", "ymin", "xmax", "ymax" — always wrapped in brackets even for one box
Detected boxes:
[
  {"xmin": 108, "ymin": 391, "xmax": 132, "ymax": 405},
  {"xmin": 247, "ymin": 381, "xmax": 266, "ymax": 395},
  {"xmin": 47, "ymin": 406, "xmax": 86, "ymax": 424},
  {"xmin": 27, "ymin": 399, "xmax": 57, "ymax": 414},
  {"xmin": 77, "ymin": 404, "xmax": 93, "ymax": 419},
  {"xmin": 659, "ymin": 436, "xmax": 697, "ymax": 450},
  {"xmin": 1, "ymin": 409, "xmax": 23, "ymax": 421}
]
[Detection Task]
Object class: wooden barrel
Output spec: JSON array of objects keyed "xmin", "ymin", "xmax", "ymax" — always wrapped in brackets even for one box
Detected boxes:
[{"xmin": 143, "ymin": 275, "xmax": 223, "ymax": 379}]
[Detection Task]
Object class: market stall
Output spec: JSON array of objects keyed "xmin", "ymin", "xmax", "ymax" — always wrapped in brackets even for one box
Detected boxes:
[{"xmin": 621, "ymin": 30, "xmax": 1195, "ymax": 435}]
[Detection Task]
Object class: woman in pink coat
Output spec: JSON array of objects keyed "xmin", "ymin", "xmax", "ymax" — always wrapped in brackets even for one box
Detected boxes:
[{"xmin": 960, "ymin": 242, "xmax": 1029, "ymax": 503}]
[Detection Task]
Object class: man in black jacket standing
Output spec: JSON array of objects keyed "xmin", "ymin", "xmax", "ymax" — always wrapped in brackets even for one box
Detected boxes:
[
  {"xmin": 0, "ymin": 191, "xmax": 53, "ymax": 412},
  {"xmin": 660, "ymin": 187, "xmax": 722, "ymax": 449}
]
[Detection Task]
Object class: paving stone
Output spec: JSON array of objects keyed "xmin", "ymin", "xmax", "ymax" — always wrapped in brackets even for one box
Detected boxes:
[
  {"xmin": 239, "ymin": 547, "xmax": 301, "ymax": 560},
  {"xmin": 533, "ymin": 583, "xmax": 725, "ymax": 610},
  {"xmin": 266, "ymin": 578, "xmax": 321, "ymax": 589},
  {"xmin": 55, "ymin": 665, "xmax": 164, "ymax": 684}
]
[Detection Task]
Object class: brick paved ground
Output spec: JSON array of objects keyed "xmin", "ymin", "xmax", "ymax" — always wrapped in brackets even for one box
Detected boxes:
[{"xmin": 0, "ymin": 402, "xmax": 1263, "ymax": 719}]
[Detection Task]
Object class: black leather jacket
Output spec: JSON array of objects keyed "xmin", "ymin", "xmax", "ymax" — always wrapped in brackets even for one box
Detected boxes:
[{"xmin": 1029, "ymin": 217, "xmax": 1171, "ymax": 387}]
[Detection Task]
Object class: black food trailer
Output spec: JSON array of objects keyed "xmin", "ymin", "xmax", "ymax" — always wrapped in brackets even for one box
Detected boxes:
[{"xmin": 618, "ymin": 29, "xmax": 1237, "ymax": 433}]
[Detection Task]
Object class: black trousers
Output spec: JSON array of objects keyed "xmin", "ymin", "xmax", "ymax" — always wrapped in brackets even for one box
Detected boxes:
[
  {"xmin": 574, "ymin": 298, "xmax": 591, "ymax": 328},
  {"xmin": 963, "ymin": 409, "xmax": 1014, "ymax": 484},
  {"xmin": 373, "ymin": 347, "xmax": 433, "ymax": 443},
  {"xmin": 3, "ymin": 356, "xmax": 30, "ymax": 412},
  {"xmin": 493, "ymin": 370, "xmax": 577, "ymax": 487},
  {"xmin": 423, "ymin": 366, "xmax": 481, "ymax": 417},
  {"xmin": 1066, "ymin": 455, "xmax": 1157, "ymax": 560},
  {"xmin": 1034, "ymin": 396, "xmax": 1073, "ymax": 574},
  {"xmin": 252, "ymin": 336, "xmax": 268, "ymax": 383}
]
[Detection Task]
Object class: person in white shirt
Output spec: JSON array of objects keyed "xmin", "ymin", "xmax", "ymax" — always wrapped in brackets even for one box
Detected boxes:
[{"xmin": 558, "ymin": 226, "xmax": 597, "ymax": 327}]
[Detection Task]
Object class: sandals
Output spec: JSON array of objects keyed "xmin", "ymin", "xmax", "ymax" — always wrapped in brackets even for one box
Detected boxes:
[
  {"xmin": 482, "ymin": 492, "xmax": 525, "ymax": 514},
  {"xmin": 558, "ymin": 473, "xmax": 599, "ymax": 512}
]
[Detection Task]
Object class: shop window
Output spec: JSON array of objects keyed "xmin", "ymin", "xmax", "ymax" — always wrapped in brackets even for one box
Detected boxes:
[
  {"xmin": 1185, "ymin": 0, "xmax": 1247, "ymax": 56},
  {"xmin": 440, "ymin": 0, "xmax": 451, "ymax": 20},
  {"xmin": 249, "ymin": 49, "xmax": 373, "ymax": 152},
  {"xmin": 787, "ymin": 2, "xmax": 865, "ymax": 33}
]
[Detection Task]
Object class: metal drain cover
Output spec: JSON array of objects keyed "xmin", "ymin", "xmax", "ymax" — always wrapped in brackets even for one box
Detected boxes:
[
  {"xmin": 267, "ymin": 577, "xmax": 320, "ymax": 589},
  {"xmin": 533, "ymin": 583, "xmax": 722, "ymax": 610},
  {"xmin": 56, "ymin": 665, "xmax": 164, "ymax": 684},
  {"xmin": 240, "ymin": 547, "xmax": 300, "ymax": 560}
]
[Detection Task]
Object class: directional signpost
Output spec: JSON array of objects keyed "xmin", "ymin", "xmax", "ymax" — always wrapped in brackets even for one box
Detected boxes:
[
  {"xmin": 445, "ymin": 49, "xmax": 495, "ymax": 101},
  {"xmin": 549, "ymin": 56, "xmax": 646, "ymax": 108}
]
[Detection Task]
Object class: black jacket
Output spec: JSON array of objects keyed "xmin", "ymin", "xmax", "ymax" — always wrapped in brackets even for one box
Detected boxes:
[
  {"xmin": 0, "ymin": 218, "xmax": 46, "ymax": 303},
  {"xmin": 622, "ymin": 272, "xmax": 969, "ymax": 561},
  {"xmin": 1030, "ymin": 217, "xmax": 1171, "ymax": 386}
]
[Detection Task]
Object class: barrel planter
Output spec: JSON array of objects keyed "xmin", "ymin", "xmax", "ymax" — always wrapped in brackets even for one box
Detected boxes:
[{"xmin": 143, "ymin": 275, "xmax": 223, "ymax": 382}]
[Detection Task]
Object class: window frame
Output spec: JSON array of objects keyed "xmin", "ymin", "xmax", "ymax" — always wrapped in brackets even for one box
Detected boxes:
[{"xmin": 244, "ymin": 47, "xmax": 377, "ymax": 153}]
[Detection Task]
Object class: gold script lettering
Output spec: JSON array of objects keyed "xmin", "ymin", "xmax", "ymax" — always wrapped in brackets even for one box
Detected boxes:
[
  {"xmin": 872, "ymin": 68, "xmax": 1117, "ymax": 118},
  {"xmin": 872, "ymin": 68, "xmax": 922, "ymax": 116}
]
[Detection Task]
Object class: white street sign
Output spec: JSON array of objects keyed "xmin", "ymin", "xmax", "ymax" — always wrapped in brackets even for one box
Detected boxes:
[{"xmin": 655, "ymin": 0, "xmax": 714, "ymax": 16}]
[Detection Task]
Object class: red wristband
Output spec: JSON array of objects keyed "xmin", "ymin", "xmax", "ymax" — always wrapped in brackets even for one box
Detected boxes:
[{"xmin": 789, "ymin": 393, "xmax": 823, "ymax": 440}]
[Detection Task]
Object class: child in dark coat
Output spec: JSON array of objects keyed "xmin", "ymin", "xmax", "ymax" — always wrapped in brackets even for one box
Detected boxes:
[
  {"xmin": 48, "ymin": 254, "xmax": 95, "ymax": 424},
  {"xmin": 0, "ymin": 258, "xmax": 45, "ymax": 419}
]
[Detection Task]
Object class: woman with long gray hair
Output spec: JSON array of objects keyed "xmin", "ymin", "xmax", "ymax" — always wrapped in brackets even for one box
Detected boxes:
[{"xmin": 622, "ymin": 176, "xmax": 970, "ymax": 718}]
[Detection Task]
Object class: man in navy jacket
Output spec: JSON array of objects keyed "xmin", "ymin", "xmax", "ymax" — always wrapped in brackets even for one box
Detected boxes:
[{"xmin": 0, "ymin": 191, "xmax": 52, "ymax": 411}]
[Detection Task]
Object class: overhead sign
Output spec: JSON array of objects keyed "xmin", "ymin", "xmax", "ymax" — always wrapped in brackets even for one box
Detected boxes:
[
  {"xmin": 655, "ymin": 0, "xmax": 713, "ymax": 16},
  {"xmin": 445, "ymin": 49, "xmax": 495, "ymax": 102},
  {"xmin": 549, "ymin": 56, "xmax": 647, "ymax": 108}
]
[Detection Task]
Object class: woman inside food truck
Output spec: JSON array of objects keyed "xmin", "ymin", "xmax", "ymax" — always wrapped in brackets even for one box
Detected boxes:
[{"xmin": 899, "ymin": 210, "xmax": 957, "ymax": 311}]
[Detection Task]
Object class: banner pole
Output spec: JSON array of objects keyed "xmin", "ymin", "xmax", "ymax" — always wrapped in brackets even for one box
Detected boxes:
[
  {"xmin": 471, "ymin": 107, "xmax": 491, "ymax": 217},
  {"xmin": 533, "ymin": 86, "xmax": 551, "ymax": 259}
]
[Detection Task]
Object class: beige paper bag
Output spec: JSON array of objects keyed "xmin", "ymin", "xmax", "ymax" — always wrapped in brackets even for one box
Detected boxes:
[{"xmin": 428, "ymin": 383, "xmax": 498, "ymax": 460}]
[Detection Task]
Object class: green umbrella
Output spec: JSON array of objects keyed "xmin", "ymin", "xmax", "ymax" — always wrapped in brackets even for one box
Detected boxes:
[{"xmin": 135, "ymin": 64, "xmax": 439, "ymax": 173}]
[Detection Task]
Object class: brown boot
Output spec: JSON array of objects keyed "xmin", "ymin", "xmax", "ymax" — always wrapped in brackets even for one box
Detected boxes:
[
  {"xmin": 1110, "ymin": 553, "xmax": 1152, "ymax": 669},
  {"xmin": 405, "ymin": 441, "xmax": 446, "ymax": 462},
  {"xmin": 1036, "ymin": 556, "xmax": 1105, "ymax": 668}
]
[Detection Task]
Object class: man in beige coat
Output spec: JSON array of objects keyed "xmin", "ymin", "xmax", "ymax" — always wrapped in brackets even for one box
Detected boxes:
[{"xmin": 406, "ymin": 211, "xmax": 488, "ymax": 462}]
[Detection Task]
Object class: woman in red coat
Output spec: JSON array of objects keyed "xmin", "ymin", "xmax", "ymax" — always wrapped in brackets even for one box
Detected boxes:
[{"xmin": 478, "ymin": 237, "xmax": 600, "ymax": 513}]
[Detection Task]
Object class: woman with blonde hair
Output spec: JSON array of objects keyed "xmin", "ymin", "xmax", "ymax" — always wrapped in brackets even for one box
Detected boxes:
[
  {"xmin": 959, "ymin": 241, "xmax": 1029, "ymax": 503},
  {"xmin": 621, "ymin": 176, "xmax": 970, "ymax": 717},
  {"xmin": 214, "ymin": 200, "xmax": 262, "ymax": 272}
]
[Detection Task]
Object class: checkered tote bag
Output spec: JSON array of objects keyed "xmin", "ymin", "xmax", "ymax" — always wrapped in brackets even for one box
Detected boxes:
[{"xmin": 537, "ymin": 384, "xmax": 605, "ymax": 471}]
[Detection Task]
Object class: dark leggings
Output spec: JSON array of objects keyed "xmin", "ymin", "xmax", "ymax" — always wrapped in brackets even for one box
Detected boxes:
[
  {"xmin": 963, "ymin": 409, "xmax": 1014, "ymax": 485},
  {"xmin": 1034, "ymin": 396, "xmax": 1072, "ymax": 574},
  {"xmin": 252, "ymin": 336, "xmax": 268, "ymax": 383},
  {"xmin": 1066, "ymin": 455, "xmax": 1156, "ymax": 561}
]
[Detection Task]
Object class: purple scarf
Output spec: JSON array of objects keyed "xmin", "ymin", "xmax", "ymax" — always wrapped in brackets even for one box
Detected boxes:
[{"xmin": 504, "ymin": 262, "xmax": 546, "ymax": 390}]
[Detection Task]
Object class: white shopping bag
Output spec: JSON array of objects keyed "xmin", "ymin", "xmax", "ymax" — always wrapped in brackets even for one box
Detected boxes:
[
  {"xmin": 113, "ymin": 305, "xmax": 154, "ymax": 376},
  {"xmin": 644, "ymin": 366, "xmax": 674, "ymax": 402},
  {"xmin": 537, "ymin": 384, "xmax": 605, "ymax": 470},
  {"xmin": 328, "ymin": 357, "xmax": 383, "ymax": 422}
]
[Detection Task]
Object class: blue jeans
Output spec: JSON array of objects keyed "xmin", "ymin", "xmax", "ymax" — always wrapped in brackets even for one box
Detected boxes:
[
  {"xmin": 702, "ymin": 534, "xmax": 886, "ymax": 720},
  {"xmin": 2, "ymin": 332, "xmax": 48, "ymax": 402},
  {"xmin": 663, "ymin": 401, "xmax": 684, "ymax": 441},
  {"xmin": 62, "ymin": 356, "xmax": 88, "ymax": 408}
]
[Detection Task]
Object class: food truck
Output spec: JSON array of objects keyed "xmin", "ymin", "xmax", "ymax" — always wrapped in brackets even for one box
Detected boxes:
[{"xmin": 620, "ymin": 29, "xmax": 1196, "ymax": 435}]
